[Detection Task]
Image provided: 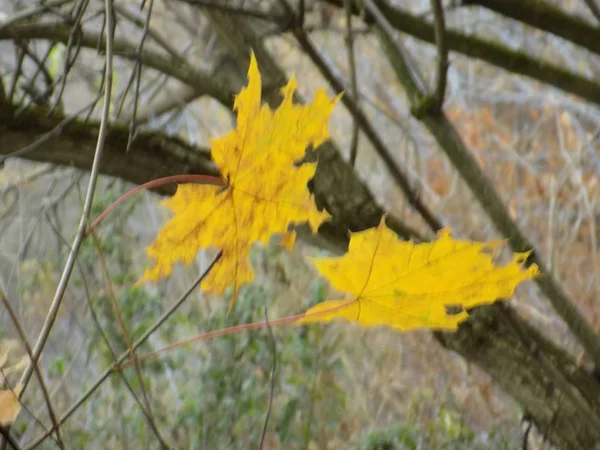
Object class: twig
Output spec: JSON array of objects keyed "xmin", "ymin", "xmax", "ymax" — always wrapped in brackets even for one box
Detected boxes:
[
  {"xmin": 259, "ymin": 308, "xmax": 276, "ymax": 450},
  {"xmin": 430, "ymin": 0, "xmax": 448, "ymax": 111},
  {"xmin": 343, "ymin": 0, "xmax": 360, "ymax": 165},
  {"xmin": 91, "ymin": 234, "xmax": 171, "ymax": 449},
  {"xmin": 7, "ymin": 46, "xmax": 25, "ymax": 105},
  {"xmin": 86, "ymin": 174, "xmax": 224, "ymax": 234},
  {"xmin": 17, "ymin": 0, "xmax": 115, "ymax": 403},
  {"xmin": 49, "ymin": 0, "xmax": 87, "ymax": 114},
  {"xmin": 0, "ymin": 0, "xmax": 74, "ymax": 30},
  {"xmin": 42, "ymin": 212, "xmax": 172, "ymax": 448},
  {"xmin": 364, "ymin": 0, "xmax": 600, "ymax": 368},
  {"xmin": 279, "ymin": 0, "xmax": 443, "ymax": 231},
  {"xmin": 0, "ymin": 288, "xmax": 67, "ymax": 449},
  {"xmin": 128, "ymin": 0, "xmax": 153, "ymax": 151},
  {"xmin": 23, "ymin": 252, "xmax": 222, "ymax": 450},
  {"xmin": 13, "ymin": 43, "xmax": 54, "ymax": 106},
  {"xmin": 0, "ymin": 427, "xmax": 21, "ymax": 450}
]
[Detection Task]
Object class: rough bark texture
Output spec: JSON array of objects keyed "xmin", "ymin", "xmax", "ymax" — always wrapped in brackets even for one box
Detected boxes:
[
  {"xmin": 436, "ymin": 304, "xmax": 600, "ymax": 450},
  {"xmin": 0, "ymin": 103, "xmax": 217, "ymax": 195},
  {"xmin": 464, "ymin": 0, "xmax": 600, "ymax": 56}
]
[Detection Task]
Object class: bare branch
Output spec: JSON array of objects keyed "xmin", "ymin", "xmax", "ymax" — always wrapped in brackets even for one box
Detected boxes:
[
  {"xmin": 430, "ymin": 0, "xmax": 448, "ymax": 111},
  {"xmin": 466, "ymin": 0, "xmax": 600, "ymax": 56},
  {"xmin": 0, "ymin": 288, "xmax": 67, "ymax": 450},
  {"xmin": 24, "ymin": 252, "xmax": 223, "ymax": 450},
  {"xmin": 323, "ymin": 0, "xmax": 600, "ymax": 108},
  {"xmin": 0, "ymin": 23, "xmax": 235, "ymax": 106},
  {"xmin": 285, "ymin": 14, "xmax": 443, "ymax": 232},
  {"xmin": 17, "ymin": 0, "xmax": 117, "ymax": 404},
  {"xmin": 343, "ymin": 0, "xmax": 360, "ymax": 166},
  {"xmin": 363, "ymin": 0, "xmax": 600, "ymax": 371}
]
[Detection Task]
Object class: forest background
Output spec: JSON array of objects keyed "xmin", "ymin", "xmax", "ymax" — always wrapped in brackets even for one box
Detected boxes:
[{"xmin": 1, "ymin": 0, "xmax": 600, "ymax": 449}]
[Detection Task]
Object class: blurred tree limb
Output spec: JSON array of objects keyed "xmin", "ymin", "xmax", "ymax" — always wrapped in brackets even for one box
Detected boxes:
[
  {"xmin": 463, "ymin": 0, "xmax": 600, "ymax": 56},
  {"xmin": 324, "ymin": 0, "xmax": 600, "ymax": 108},
  {"xmin": 0, "ymin": 102, "xmax": 217, "ymax": 195}
]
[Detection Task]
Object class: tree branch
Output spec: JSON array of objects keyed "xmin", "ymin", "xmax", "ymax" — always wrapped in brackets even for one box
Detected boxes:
[
  {"xmin": 430, "ymin": 0, "xmax": 448, "ymax": 111},
  {"xmin": 0, "ymin": 103, "xmax": 218, "ymax": 195},
  {"xmin": 465, "ymin": 0, "xmax": 600, "ymax": 56},
  {"xmin": 324, "ymin": 0, "xmax": 600, "ymax": 108},
  {"xmin": 0, "ymin": 23, "xmax": 234, "ymax": 107},
  {"xmin": 363, "ymin": 0, "xmax": 600, "ymax": 375}
]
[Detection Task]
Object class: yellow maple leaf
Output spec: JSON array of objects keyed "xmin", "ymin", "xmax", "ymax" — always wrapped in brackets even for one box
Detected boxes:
[
  {"xmin": 301, "ymin": 218, "xmax": 539, "ymax": 331},
  {"xmin": 143, "ymin": 52, "xmax": 339, "ymax": 303},
  {"xmin": 0, "ymin": 383, "xmax": 22, "ymax": 426}
]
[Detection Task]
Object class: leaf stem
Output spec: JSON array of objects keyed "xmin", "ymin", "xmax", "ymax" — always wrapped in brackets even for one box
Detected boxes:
[
  {"xmin": 86, "ymin": 174, "xmax": 225, "ymax": 235},
  {"xmin": 117, "ymin": 299, "xmax": 356, "ymax": 368}
]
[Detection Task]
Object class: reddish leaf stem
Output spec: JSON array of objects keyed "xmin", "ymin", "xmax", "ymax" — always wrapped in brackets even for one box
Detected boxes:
[
  {"xmin": 117, "ymin": 299, "xmax": 355, "ymax": 369},
  {"xmin": 87, "ymin": 174, "xmax": 225, "ymax": 235}
]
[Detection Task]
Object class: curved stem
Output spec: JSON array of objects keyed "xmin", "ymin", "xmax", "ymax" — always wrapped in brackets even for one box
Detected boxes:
[{"xmin": 86, "ymin": 174, "xmax": 225, "ymax": 234}]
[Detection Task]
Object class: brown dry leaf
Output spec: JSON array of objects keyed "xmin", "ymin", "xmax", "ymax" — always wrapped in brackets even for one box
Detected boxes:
[{"xmin": 0, "ymin": 383, "xmax": 22, "ymax": 426}]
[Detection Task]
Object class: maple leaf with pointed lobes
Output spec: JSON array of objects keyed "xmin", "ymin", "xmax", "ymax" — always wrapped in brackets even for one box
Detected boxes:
[
  {"xmin": 301, "ymin": 219, "xmax": 540, "ymax": 331},
  {"xmin": 142, "ymin": 53, "xmax": 339, "ymax": 305}
]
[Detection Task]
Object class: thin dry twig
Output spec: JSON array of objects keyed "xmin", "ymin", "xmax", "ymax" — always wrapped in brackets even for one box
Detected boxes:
[
  {"xmin": 91, "ymin": 233, "xmax": 172, "ymax": 449},
  {"xmin": 24, "ymin": 252, "xmax": 222, "ymax": 450},
  {"xmin": 259, "ymin": 307, "xmax": 277, "ymax": 450},
  {"xmin": 49, "ymin": 0, "xmax": 87, "ymax": 114},
  {"xmin": 7, "ymin": 46, "xmax": 25, "ymax": 105},
  {"xmin": 42, "ymin": 211, "xmax": 174, "ymax": 447},
  {"xmin": 279, "ymin": 0, "xmax": 443, "ymax": 232},
  {"xmin": 0, "ymin": 288, "xmax": 66, "ymax": 450},
  {"xmin": 16, "ymin": 0, "xmax": 116, "ymax": 406}
]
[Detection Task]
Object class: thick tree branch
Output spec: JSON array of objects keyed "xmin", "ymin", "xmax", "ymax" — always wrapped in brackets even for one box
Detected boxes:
[
  {"xmin": 583, "ymin": 0, "xmax": 600, "ymax": 24},
  {"xmin": 324, "ymin": 0, "xmax": 600, "ymax": 108},
  {"xmin": 464, "ymin": 0, "xmax": 600, "ymax": 56},
  {"xmin": 0, "ymin": 23, "xmax": 234, "ymax": 107},
  {"xmin": 435, "ymin": 303, "xmax": 600, "ymax": 450},
  {"xmin": 363, "ymin": 0, "xmax": 600, "ymax": 389},
  {"xmin": 0, "ymin": 103, "xmax": 218, "ymax": 195}
]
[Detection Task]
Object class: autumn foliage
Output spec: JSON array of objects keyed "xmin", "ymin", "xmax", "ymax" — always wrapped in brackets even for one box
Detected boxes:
[
  {"xmin": 143, "ymin": 53, "xmax": 539, "ymax": 331},
  {"xmin": 143, "ymin": 53, "xmax": 337, "ymax": 309}
]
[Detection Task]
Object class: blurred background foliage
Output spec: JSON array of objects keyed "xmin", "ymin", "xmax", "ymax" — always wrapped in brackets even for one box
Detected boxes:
[{"xmin": 3, "ymin": 0, "xmax": 600, "ymax": 448}]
